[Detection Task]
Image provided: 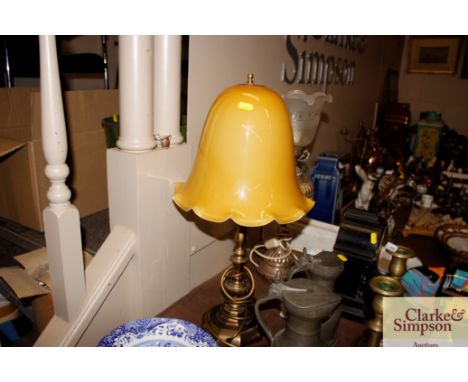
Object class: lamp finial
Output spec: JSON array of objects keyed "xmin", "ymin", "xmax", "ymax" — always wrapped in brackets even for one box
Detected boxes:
[{"xmin": 247, "ymin": 73, "xmax": 254, "ymax": 85}]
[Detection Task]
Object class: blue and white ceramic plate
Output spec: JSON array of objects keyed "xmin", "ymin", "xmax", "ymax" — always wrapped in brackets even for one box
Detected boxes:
[{"xmin": 97, "ymin": 317, "xmax": 218, "ymax": 347}]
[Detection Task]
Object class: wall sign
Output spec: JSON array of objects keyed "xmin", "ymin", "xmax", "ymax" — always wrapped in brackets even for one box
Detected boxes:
[
  {"xmin": 281, "ymin": 35, "xmax": 367, "ymax": 92},
  {"xmin": 317, "ymin": 35, "xmax": 368, "ymax": 54}
]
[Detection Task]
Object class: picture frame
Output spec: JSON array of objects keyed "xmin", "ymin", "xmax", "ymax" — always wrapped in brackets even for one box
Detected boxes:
[
  {"xmin": 407, "ymin": 36, "xmax": 460, "ymax": 74},
  {"xmin": 461, "ymin": 38, "xmax": 468, "ymax": 79}
]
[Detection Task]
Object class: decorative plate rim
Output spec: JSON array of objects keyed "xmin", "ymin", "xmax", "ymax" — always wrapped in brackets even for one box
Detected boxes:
[
  {"xmin": 435, "ymin": 224, "xmax": 468, "ymax": 259},
  {"xmin": 97, "ymin": 317, "xmax": 218, "ymax": 347}
]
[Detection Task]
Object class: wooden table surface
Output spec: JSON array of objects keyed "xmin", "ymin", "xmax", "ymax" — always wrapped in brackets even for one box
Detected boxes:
[{"xmin": 159, "ymin": 263, "xmax": 367, "ymax": 347}]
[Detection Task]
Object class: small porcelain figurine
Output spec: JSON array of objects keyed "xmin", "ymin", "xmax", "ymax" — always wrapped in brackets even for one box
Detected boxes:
[
  {"xmin": 355, "ymin": 165, "xmax": 376, "ymax": 210},
  {"xmin": 156, "ymin": 134, "xmax": 172, "ymax": 148}
]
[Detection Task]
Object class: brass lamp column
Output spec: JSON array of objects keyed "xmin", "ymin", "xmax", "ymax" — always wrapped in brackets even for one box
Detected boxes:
[
  {"xmin": 204, "ymin": 226, "xmax": 261, "ymax": 346},
  {"xmin": 173, "ymin": 74, "xmax": 313, "ymax": 346}
]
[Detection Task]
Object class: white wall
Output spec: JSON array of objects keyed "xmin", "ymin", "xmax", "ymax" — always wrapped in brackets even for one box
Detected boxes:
[
  {"xmin": 399, "ymin": 36, "xmax": 468, "ymax": 136},
  {"xmin": 187, "ymin": 36, "xmax": 404, "ymax": 161}
]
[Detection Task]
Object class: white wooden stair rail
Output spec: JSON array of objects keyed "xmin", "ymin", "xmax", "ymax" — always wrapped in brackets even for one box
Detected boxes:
[
  {"xmin": 35, "ymin": 36, "xmax": 140, "ymax": 346},
  {"xmin": 35, "ymin": 225, "xmax": 136, "ymax": 346},
  {"xmin": 39, "ymin": 35, "xmax": 86, "ymax": 322},
  {"xmin": 35, "ymin": 35, "xmax": 158, "ymax": 346},
  {"xmin": 35, "ymin": 35, "xmax": 233, "ymax": 346}
]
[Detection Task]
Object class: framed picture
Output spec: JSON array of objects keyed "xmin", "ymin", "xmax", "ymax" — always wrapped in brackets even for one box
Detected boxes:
[
  {"xmin": 407, "ymin": 36, "xmax": 460, "ymax": 74},
  {"xmin": 461, "ymin": 38, "xmax": 468, "ymax": 78}
]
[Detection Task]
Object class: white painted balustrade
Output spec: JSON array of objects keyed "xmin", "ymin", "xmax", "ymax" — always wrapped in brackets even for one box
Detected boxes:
[
  {"xmin": 36, "ymin": 35, "xmax": 141, "ymax": 346},
  {"xmin": 154, "ymin": 35, "xmax": 184, "ymax": 145},
  {"xmin": 39, "ymin": 35, "xmax": 86, "ymax": 322},
  {"xmin": 117, "ymin": 35, "xmax": 156, "ymax": 151},
  {"xmin": 36, "ymin": 35, "xmax": 230, "ymax": 346}
]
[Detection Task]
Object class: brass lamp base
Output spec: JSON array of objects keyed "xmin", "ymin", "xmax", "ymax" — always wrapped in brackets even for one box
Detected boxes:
[
  {"xmin": 203, "ymin": 300, "xmax": 263, "ymax": 347},
  {"xmin": 203, "ymin": 226, "xmax": 263, "ymax": 347}
]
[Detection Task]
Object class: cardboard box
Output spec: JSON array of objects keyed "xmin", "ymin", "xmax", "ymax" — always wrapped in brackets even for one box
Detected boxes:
[
  {"xmin": 0, "ymin": 248, "xmax": 53, "ymax": 300},
  {"xmin": 0, "ymin": 88, "xmax": 119, "ymax": 231},
  {"xmin": 0, "ymin": 247, "xmax": 93, "ymax": 335}
]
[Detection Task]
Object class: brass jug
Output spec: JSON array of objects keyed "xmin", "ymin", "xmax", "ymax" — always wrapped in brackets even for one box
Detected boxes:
[{"xmin": 255, "ymin": 278, "xmax": 341, "ymax": 346}]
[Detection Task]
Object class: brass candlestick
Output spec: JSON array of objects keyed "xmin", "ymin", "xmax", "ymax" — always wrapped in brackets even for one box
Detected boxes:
[
  {"xmin": 388, "ymin": 245, "xmax": 415, "ymax": 280},
  {"xmin": 367, "ymin": 275, "xmax": 403, "ymax": 347}
]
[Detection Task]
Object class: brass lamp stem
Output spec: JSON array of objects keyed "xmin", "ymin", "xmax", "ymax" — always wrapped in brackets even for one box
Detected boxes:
[{"xmin": 203, "ymin": 226, "xmax": 262, "ymax": 347}]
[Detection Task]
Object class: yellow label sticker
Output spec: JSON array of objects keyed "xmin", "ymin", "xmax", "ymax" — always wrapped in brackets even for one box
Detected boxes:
[
  {"xmin": 337, "ymin": 254, "xmax": 348, "ymax": 262},
  {"xmin": 370, "ymin": 232, "xmax": 377, "ymax": 245}
]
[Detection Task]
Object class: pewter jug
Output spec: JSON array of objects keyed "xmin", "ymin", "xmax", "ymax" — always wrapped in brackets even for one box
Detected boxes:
[
  {"xmin": 289, "ymin": 251, "xmax": 344, "ymax": 345},
  {"xmin": 255, "ymin": 278, "xmax": 341, "ymax": 346},
  {"xmin": 289, "ymin": 250, "xmax": 344, "ymax": 289}
]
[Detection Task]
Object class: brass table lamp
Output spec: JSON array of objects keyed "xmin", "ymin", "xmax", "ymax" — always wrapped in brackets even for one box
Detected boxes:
[{"xmin": 173, "ymin": 74, "xmax": 313, "ymax": 346}]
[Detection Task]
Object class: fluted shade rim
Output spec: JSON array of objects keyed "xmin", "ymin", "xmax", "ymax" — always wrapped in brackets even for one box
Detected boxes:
[{"xmin": 173, "ymin": 194, "xmax": 314, "ymax": 227}]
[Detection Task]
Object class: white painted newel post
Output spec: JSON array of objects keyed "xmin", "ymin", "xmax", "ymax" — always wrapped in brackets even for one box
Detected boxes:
[
  {"xmin": 117, "ymin": 35, "xmax": 156, "ymax": 151},
  {"xmin": 39, "ymin": 35, "xmax": 86, "ymax": 322},
  {"xmin": 154, "ymin": 35, "xmax": 183, "ymax": 145}
]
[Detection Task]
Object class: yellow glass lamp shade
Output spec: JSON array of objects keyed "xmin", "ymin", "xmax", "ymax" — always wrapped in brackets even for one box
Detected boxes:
[{"xmin": 173, "ymin": 77, "xmax": 314, "ymax": 227}]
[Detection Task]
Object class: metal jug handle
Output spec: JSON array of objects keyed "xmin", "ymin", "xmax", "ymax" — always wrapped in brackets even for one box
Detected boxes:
[
  {"xmin": 288, "ymin": 247, "xmax": 310, "ymax": 280},
  {"xmin": 254, "ymin": 284, "xmax": 284, "ymax": 345},
  {"xmin": 254, "ymin": 281, "xmax": 307, "ymax": 345}
]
